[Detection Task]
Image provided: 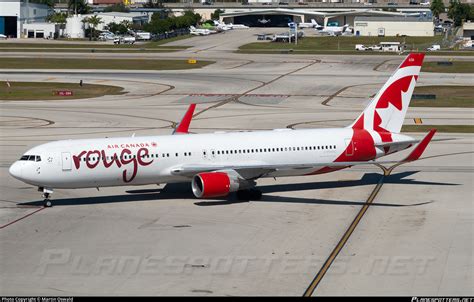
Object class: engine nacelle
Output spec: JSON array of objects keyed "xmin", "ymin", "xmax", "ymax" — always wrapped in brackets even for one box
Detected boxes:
[{"xmin": 191, "ymin": 172, "xmax": 240, "ymax": 198}]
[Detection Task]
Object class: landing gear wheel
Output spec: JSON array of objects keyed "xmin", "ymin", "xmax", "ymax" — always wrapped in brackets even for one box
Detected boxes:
[{"xmin": 44, "ymin": 199, "xmax": 52, "ymax": 207}]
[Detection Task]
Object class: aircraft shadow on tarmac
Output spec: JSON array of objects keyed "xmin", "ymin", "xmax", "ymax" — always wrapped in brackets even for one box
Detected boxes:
[{"xmin": 19, "ymin": 171, "xmax": 459, "ymax": 208}]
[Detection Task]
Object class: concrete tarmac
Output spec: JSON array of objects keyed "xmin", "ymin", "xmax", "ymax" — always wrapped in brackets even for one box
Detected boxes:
[{"xmin": 0, "ymin": 29, "xmax": 472, "ymax": 296}]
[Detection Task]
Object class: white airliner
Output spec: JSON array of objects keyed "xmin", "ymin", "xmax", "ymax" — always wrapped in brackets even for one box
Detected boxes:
[
  {"xmin": 213, "ymin": 20, "xmax": 250, "ymax": 30},
  {"xmin": 294, "ymin": 19, "xmax": 318, "ymax": 28},
  {"xmin": 189, "ymin": 26, "xmax": 215, "ymax": 36},
  {"xmin": 314, "ymin": 20, "xmax": 349, "ymax": 35},
  {"xmin": 228, "ymin": 23, "xmax": 249, "ymax": 29},
  {"xmin": 9, "ymin": 53, "xmax": 436, "ymax": 207}
]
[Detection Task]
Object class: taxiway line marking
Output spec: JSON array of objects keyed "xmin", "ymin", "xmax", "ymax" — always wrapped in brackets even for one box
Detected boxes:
[
  {"xmin": 0, "ymin": 207, "xmax": 45, "ymax": 230},
  {"xmin": 194, "ymin": 60, "xmax": 320, "ymax": 117},
  {"xmin": 303, "ymin": 175, "xmax": 385, "ymax": 296}
]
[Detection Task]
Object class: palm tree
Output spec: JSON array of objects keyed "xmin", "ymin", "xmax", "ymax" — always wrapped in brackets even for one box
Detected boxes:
[
  {"xmin": 47, "ymin": 12, "xmax": 67, "ymax": 37},
  {"xmin": 83, "ymin": 15, "xmax": 103, "ymax": 41},
  {"xmin": 68, "ymin": 0, "xmax": 91, "ymax": 15}
]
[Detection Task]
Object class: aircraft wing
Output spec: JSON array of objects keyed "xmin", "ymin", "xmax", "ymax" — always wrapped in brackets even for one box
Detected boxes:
[{"xmin": 171, "ymin": 129, "xmax": 436, "ymax": 178}]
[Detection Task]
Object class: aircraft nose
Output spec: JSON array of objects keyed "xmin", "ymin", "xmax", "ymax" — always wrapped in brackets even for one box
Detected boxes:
[{"xmin": 9, "ymin": 161, "xmax": 23, "ymax": 180}]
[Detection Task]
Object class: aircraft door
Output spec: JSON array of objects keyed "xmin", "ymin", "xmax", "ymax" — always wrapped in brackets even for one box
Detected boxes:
[
  {"xmin": 62, "ymin": 152, "xmax": 72, "ymax": 171},
  {"xmin": 344, "ymin": 139, "xmax": 354, "ymax": 157},
  {"xmin": 378, "ymin": 27, "xmax": 385, "ymax": 37}
]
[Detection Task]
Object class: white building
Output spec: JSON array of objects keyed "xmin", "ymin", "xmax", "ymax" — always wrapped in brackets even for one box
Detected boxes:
[
  {"xmin": 22, "ymin": 22, "xmax": 58, "ymax": 38},
  {"xmin": 80, "ymin": 12, "xmax": 150, "ymax": 31},
  {"xmin": 64, "ymin": 12, "xmax": 151, "ymax": 38},
  {"xmin": 354, "ymin": 16, "xmax": 434, "ymax": 36},
  {"xmin": 0, "ymin": 0, "xmax": 52, "ymax": 38},
  {"xmin": 462, "ymin": 21, "xmax": 474, "ymax": 40}
]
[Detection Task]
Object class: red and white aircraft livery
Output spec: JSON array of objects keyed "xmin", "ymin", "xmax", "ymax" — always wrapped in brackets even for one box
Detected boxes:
[{"xmin": 9, "ymin": 53, "xmax": 436, "ymax": 207}]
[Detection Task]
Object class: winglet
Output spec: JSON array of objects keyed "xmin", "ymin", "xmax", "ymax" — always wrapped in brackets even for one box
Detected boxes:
[
  {"xmin": 403, "ymin": 129, "xmax": 436, "ymax": 162},
  {"xmin": 173, "ymin": 104, "xmax": 196, "ymax": 135}
]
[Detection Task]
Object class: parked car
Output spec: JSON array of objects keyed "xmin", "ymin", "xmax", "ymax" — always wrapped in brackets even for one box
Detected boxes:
[
  {"xmin": 98, "ymin": 32, "xmax": 115, "ymax": 41},
  {"xmin": 0, "ymin": 34, "xmax": 7, "ymax": 40},
  {"xmin": 368, "ymin": 45, "xmax": 382, "ymax": 51}
]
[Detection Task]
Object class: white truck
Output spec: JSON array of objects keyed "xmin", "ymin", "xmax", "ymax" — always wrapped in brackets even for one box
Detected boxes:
[
  {"xmin": 427, "ymin": 44, "xmax": 441, "ymax": 51},
  {"xmin": 114, "ymin": 36, "xmax": 136, "ymax": 45},
  {"xmin": 134, "ymin": 31, "xmax": 151, "ymax": 41}
]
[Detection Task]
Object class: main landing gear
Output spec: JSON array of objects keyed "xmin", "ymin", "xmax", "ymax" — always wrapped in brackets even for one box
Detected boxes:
[
  {"xmin": 236, "ymin": 188, "xmax": 262, "ymax": 201},
  {"xmin": 39, "ymin": 187, "xmax": 54, "ymax": 207}
]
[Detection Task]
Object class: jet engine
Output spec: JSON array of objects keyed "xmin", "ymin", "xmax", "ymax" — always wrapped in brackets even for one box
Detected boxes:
[{"xmin": 191, "ymin": 172, "xmax": 240, "ymax": 198}]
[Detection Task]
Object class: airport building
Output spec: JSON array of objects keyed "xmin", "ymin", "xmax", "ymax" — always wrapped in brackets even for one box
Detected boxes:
[
  {"xmin": 81, "ymin": 12, "xmax": 150, "ymax": 31},
  {"xmin": 63, "ymin": 12, "xmax": 151, "ymax": 38},
  {"xmin": 354, "ymin": 15, "xmax": 434, "ymax": 36},
  {"xmin": 462, "ymin": 21, "xmax": 474, "ymax": 40},
  {"xmin": 0, "ymin": 0, "xmax": 52, "ymax": 38},
  {"xmin": 219, "ymin": 7, "xmax": 432, "ymax": 29}
]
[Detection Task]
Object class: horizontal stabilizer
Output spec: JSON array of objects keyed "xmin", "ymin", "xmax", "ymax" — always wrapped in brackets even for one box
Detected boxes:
[
  {"xmin": 403, "ymin": 129, "xmax": 436, "ymax": 162},
  {"xmin": 375, "ymin": 140, "xmax": 419, "ymax": 148}
]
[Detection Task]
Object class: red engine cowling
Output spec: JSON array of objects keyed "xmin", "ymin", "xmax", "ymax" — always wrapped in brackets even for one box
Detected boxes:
[{"xmin": 192, "ymin": 172, "xmax": 239, "ymax": 198}]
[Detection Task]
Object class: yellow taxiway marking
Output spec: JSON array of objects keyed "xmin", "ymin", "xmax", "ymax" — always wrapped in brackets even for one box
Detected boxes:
[
  {"xmin": 303, "ymin": 173, "xmax": 387, "ymax": 296},
  {"xmin": 414, "ymin": 118, "xmax": 423, "ymax": 125}
]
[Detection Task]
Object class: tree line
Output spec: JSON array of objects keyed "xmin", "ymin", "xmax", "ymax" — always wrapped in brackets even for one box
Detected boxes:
[{"xmin": 431, "ymin": 0, "xmax": 473, "ymax": 26}]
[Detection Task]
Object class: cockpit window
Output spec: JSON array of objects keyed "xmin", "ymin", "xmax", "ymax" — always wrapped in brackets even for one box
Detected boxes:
[{"xmin": 19, "ymin": 155, "xmax": 41, "ymax": 161}]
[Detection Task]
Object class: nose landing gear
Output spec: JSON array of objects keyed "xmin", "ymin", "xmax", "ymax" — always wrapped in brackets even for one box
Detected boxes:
[{"xmin": 39, "ymin": 187, "xmax": 54, "ymax": 207}]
